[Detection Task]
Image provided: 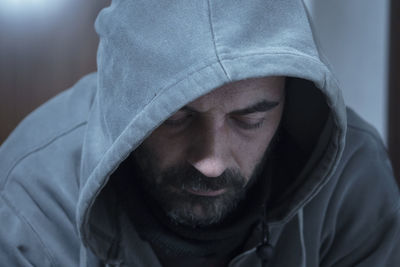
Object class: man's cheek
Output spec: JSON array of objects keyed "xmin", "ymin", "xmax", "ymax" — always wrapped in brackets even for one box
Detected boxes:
[{"xmin": 157, "ymin": 149, "xmax": 187, "ymax": 170}]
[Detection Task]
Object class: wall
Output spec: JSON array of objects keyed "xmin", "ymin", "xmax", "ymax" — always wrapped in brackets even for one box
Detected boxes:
[{"xmin": 304, "ymin": 0, "xmax": 390, "ymax": 143}]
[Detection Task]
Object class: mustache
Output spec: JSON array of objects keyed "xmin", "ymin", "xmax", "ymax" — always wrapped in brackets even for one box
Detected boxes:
[{"xmin": 159, "ymin": 165, "xmax": 247, "ymax": 192}]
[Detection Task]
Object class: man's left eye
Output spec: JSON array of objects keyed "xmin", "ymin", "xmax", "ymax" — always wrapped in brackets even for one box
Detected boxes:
[{"xmin": 232, "ymin": 116, "xmax": 265, "ymax": 130}]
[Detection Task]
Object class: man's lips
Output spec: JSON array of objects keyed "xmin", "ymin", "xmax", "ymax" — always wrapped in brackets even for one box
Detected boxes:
[{"xmin": 185, "ymin": 187, "xmax": 227, "ymax": 197}]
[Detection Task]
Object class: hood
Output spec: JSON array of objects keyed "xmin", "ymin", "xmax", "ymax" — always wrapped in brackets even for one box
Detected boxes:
[{"xmin": 77, "ymin": 0, "xmax": 347, "ymax": 260}]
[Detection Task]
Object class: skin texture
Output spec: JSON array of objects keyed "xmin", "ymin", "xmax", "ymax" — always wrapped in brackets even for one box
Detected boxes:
[{"xmin": 133, "ymin": 76, "xmax": 286, "ymax": 226}]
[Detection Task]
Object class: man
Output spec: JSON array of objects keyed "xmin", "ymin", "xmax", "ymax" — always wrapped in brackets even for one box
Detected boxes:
[{"xmin": 0, "ymin": 0, "xmax": 399, "ymax": 266}]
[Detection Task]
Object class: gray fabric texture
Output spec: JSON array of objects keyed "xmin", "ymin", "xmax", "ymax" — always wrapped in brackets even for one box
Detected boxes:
[{"xmin": 0, "ymin": 0, "xmax": 399, "ymax": 266}]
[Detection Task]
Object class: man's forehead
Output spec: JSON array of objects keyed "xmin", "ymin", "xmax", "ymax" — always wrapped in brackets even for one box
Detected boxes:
[{"xmin": 185, "ymin": 76, "xmax": 285, "ymax": 112}]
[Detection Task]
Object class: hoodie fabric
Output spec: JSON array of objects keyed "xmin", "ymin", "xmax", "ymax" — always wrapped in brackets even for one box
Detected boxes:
[{"xmin": 1, "ymin": 0, "xmax": 399, "ymax": 266}]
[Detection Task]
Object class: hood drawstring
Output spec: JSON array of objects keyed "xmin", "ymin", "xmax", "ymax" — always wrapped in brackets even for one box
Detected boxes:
[
  {"xmin": 256, "ymin": 204, "xmax": 274, "ymax": 266},
  {"xmin": 256, "ymin": 220, "xmax": 274, "ymax": 266},
  {"xmin": 298, "ymin": 208, "xmax": 307, "ymax": 267},
  {"xmin": 256, "ymin": 158, "xmax": 275, "ymax": 267}
]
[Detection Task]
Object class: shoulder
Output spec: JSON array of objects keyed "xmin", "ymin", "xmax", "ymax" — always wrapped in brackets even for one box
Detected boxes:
[
  {"xmin": 0, "ymin": 72, "xmax": 97, "ymax": 266},
  {"xmin": 326, "ymin": 107, "xmax": 399, "ymax": 233},
  {"xmin": 315, "ymin": 108, "xmax": 400, "ymax": 266},
  {"xmin": 332, "ymin": 108, "xmax": 394, "ymax": 176},
  {"xmin": 333, "ymin": 107, "xmax": 398, "ymax": 211},
  {"xmin": 0, "ymin": 72, "xmax": 97, "ymax": 184},
  {"xmin": 346, "ymin": 107, "xmax": 387, "ymax": 151}
]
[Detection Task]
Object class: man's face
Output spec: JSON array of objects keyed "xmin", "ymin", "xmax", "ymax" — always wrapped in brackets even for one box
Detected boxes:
[{"xmin": 133, "ymin": 77, "xmax": 285, "ymax": 227}]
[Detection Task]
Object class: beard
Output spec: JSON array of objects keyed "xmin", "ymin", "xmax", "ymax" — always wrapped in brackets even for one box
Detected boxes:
[{"xmin": 132, "ymin": 147, "xmax": 268, "ymax": 228}]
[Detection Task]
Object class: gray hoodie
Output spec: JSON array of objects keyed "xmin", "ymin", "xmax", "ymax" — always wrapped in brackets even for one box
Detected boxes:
[{"xmin": 0, "ymin": 0, "xmax": 399, "ymax": 266}]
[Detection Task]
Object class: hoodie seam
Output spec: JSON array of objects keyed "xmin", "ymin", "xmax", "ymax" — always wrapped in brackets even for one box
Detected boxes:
[
  {"xmin": 134, "ymin": 59, "xmax": 219, "ymax": 117},
  {"xmin": 219, "ymin": 50, "xmax": 324, "ymax": 67},
  {"xmin": 2, "ymin": 121, "xmax": 87, "ymax": 190},
  {"xmin": 147, "ymin": 50, "xmax": 325, "ymax": 110},
  {"xmin": 298, "ymin": 209, "xmax": 307, "ymax": 266},
  {"xmin": 0, "ymin": 192, "xmax": 57, "ymax": 266},
  {"xmin": 206, "ymin": 0, "xmax": 231, "ymax": 81},
  {"xmin": 125, "ymin": 50, "xmax": 324, "ymax": 141},
  {"xmin": 147, "ymin": 51, "xmax": 325, "ymax": 110}
]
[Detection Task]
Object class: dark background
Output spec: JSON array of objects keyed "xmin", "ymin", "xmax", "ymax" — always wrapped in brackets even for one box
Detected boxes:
[
  {"xmin": 0, "ymin": 0, "xmax": 110, "ymax": 143},
  {"xmin": 0, "ymin": 0, "xmax": 398, "ymax": 181},
  {"xmin": 389, "ymin": 0, "xmax": 400, "ymax": 180}
]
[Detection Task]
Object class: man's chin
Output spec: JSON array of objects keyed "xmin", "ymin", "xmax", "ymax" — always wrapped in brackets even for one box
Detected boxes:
[
  {"xmin": 167, "ymin": 204, "xmax": 210, "ymax": 227},
  {"xmin": 166, "ymin": 207, "xmax": 223, "ymax": 227},
  {"xmin": 160, "ymin": 193, "xmax": 240, "ymax": 227}
]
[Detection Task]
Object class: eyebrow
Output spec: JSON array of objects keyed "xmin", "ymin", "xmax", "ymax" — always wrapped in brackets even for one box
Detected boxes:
[
  {"xmin": 181, "ymin": 100, "xmax": 280, "ymax": 115},
  {"xmin": 229, "ymin": 100, "xmax": 280, "ymax": 115}
]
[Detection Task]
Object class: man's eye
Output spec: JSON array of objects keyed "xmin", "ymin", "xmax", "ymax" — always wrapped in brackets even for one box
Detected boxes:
[
  {"xmin": 232, "ymin": 116, "xmax": 265, "ymax": 130},
  {"xmin": 164, "ymin": 112, "xmax": 193, "ymax": 126}
]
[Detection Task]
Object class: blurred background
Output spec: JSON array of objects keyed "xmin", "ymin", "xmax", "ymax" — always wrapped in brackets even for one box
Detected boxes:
[{"xmin": 0, "ymin": 0, "xmax": 398, "ymax": 180}]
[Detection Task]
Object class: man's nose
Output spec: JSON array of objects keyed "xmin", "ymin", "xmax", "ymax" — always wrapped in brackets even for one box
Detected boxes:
[{"xmin": 187, "ymin": 123, "xmax": 230, "ymax": 177}]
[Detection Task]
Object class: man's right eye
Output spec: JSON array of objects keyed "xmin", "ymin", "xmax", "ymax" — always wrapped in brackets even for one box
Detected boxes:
[{"xmin": 163, "ymin": 111, "xmax": 193, "ymax": 127}]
